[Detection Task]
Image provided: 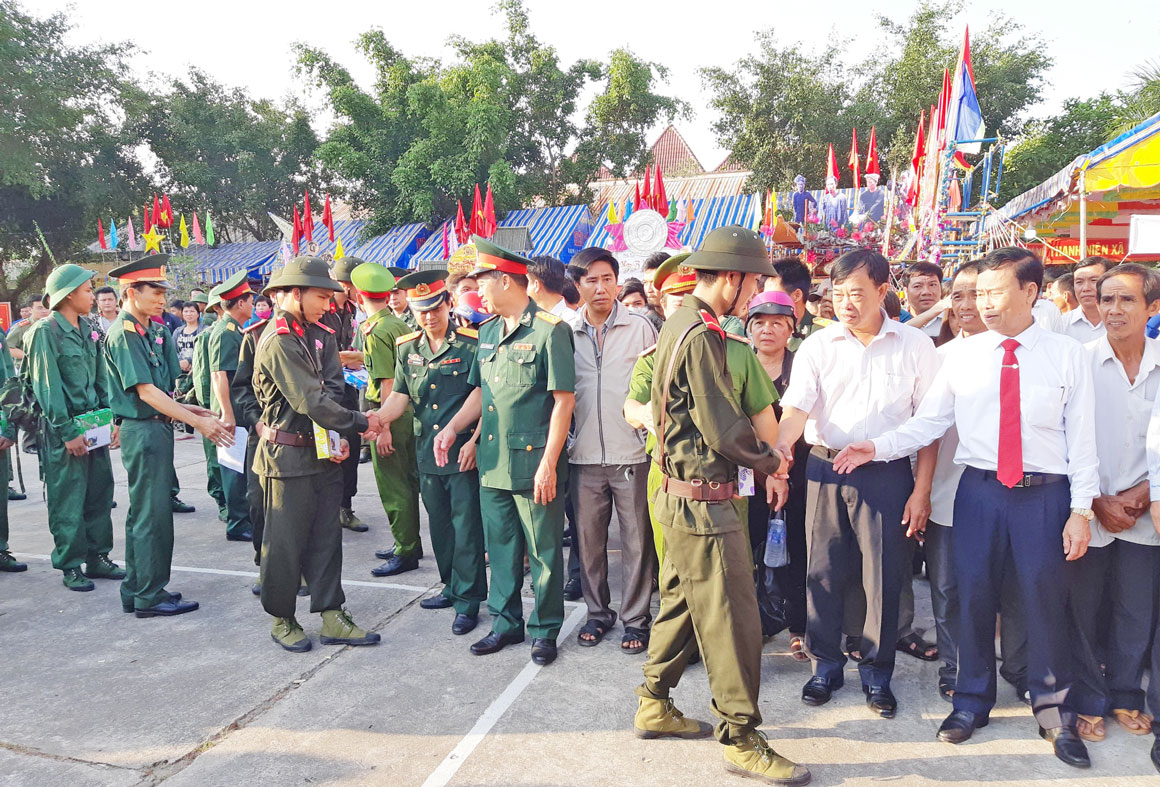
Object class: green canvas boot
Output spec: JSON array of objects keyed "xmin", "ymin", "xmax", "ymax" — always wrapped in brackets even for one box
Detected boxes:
[
  {"xmin": 271, "ymin": 617, "xmax": 312, "ymax": 652},
  {"xmin": 62, "ymin": 567, "xmax": 95, "ymax": 592},
  {"xmin": 84, "ymin": 554, "xmax": 126, "ymax": 580},
  {"xmin": 339, "ymin": 508, "xmax": 368, "ymax": 532},
  {"xmin": 633, "ymin": 697, "xmax": 714, "ymax": 739},
  {"xmin": 0, "ymin": 550, "xmax": 27, "ymax": 572},
  {"xmin": 319, "ymin": 608, "xmax": 381, "ymax": 646},
  {"xmin": 723, "ymin": 730, "xmax": 811, "ymax": 786}
]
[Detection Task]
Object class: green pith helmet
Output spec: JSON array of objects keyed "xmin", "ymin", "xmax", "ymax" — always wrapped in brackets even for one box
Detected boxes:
[
  {"xmin": 386, "ymin": 266, "xmax": 409, "ymax": 280},
  {"xmin": 350, "ymin": 263, "xmax": 397, "ymax": 297},
  {"xmin": 333, "ymin": 256, "xmax": 366, "ymax": 284},
  {"xmin": 264, "ymin": 256, "xmax": 343, "ymax": 294},
  {"xmin": 684, "ymin": 225, "xmax": 774, "ymax": 276},
  {"xmin": 188, "ymin": 292, "xmax": 209, "ymax": 306},
  {"xmin": 44, "ymin": 264, "xmax": 97, "ymax": 310}
]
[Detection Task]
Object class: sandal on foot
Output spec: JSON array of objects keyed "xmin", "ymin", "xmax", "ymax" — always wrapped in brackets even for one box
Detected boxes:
[
  {"xmin": 1112, "ymin": 708, "xmax": 1154, "ymax": 735},
  {"xmin": 896, "ymin": 632, "xmax": 939, "ymax": 661},
  {"xmin": 844, "ymin": 635, "xmax": 864, "ymax": 664},
  {"xmin": 577, "ymin": 619, "xmax": 608, "ymax": 647},
  {"xmin": 789, "ymin": 635, "xmax": 809, "ymax": 662},
  {"xmin": 1077, "ymin": 714, "xmax": 1106, "ymax": 742},
  {"xmin": 622, "ymin": 626, "xmax": 650, "ymax": 655}
]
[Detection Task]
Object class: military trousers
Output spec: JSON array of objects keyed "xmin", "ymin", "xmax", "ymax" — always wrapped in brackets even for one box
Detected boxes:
[
  {"xmin": 0, "ymin": 451, "xmax": 10, "ymax": 551},
  {"xmin": 371, "ymin": 414, "xmax": 421, "ymax": 559},
  {"xmin": 339, "ymin": 384, "xmax": 361, "ymax": 508},
  {"xmin": 219, "ymin": 462, "xmax": 251, "ymax": 538},
  {"xmin": 245, "ymin": 430, "xmax": 264, "ymax": 566},
  {"xmin": 637, "ymin": 515, "xmax": 763, "ymax": 745},
  {"xmin": 420, "ymin": 470, "xmax": 486, "ymax": 616},
  {"xmin": 260, "ymin": 467, "xmax": 345, "ymax": 619},
  {"xmin": 43, "ymin": 432, "xmax": 114, "ymax": 570},
  {"xmin": 201, "ymin": 436, "xmax": 225, "ymax": 511},
  {"xmin": 119, "ymin": 419, "xmax": 176, "ymax": 610},
  {"xmin": 480, "ymin": 483, "xmax": 565, "ymax": 640}
]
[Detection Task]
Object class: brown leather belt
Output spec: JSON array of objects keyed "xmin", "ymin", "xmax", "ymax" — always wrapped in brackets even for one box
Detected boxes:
[
  {"xmin": 660, "ymin": 475, "xmax": 736, "ymax": 502},
  {"xmin": 257, "ymin": 423, "xmax": 311, "ymax": 447}
]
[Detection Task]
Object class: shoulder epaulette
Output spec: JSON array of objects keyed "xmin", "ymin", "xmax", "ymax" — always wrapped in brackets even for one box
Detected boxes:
[
  {"xmin": 456, "ymin": 327, "xmax": 478, "ymax": 339},
  {"xmin": 535, "ymin": 311, "xmax": 562, "ymax": 325},
  {"xmin": 725, "ymin": 333, "xmax": 750, "ymax": 344},
  {"xmin": 813, "ymin": 317, "xmax": 835, "ymax": 328},
  {"xmin": 315, "ymin": 321, "xmax": 335, "ymax": 334},
  {"xmin": 638, "ymin": 343, "xmax": 656, "ymax": 358},
  {"xmin": 242, "ymin": 319, "xmax": 268, "ymax": 334},
  {"xmin": 274, "ymin": 317, "xmax": 291, "ymax": 336},
  {"xmin": 122, "ymin": 319, "xmax": 136, "ymax": 332},
  {"xmin": 226, "ymin": 321, "xmax": 237, "ymax": 332},
  {"xmin": 396, "ymin": 330, "xmax": 422, "ymax": 346},
  {"xmin": 698, "ymin": 309, "xmax": 725, "ymax": 338},
  {"xmin": 360, "ymin": 320, "xmax": 374, "ymax": 335}
]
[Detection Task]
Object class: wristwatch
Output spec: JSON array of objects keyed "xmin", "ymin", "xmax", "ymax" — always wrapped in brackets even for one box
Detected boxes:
[{"xmin": 1071, "ymin": 507, "xmax": 1094, "ymax": 521}]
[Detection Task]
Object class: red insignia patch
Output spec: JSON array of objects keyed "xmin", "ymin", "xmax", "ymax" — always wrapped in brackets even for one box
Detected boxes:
[
  {"xmin": 274, "ymin": 317, "xmax": 291, "ymax": 335},
  {"xmin": 135, "ymin": 323, "xmax": 147, "ymax": 337},
  {"xmin": 698, "ymin": 309, "xmax": 725, "ymax": 338}
]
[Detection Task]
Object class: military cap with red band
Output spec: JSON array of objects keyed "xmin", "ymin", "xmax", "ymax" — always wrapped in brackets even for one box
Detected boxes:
[
  {"xmin": 469, "ymin": 236, "xmax": 533, "ymax": 277},
  {"xmin": 209, "ymin": 270, "xmax": 253, "ymax": 303},
  {"xmin": 109, "ymin": 253, "xmax": 173, "ymax": 288},
  {"xmin": 653, "ymin": 252, "xmax": 696, "ymax": 295},
  {"xmin": 396, "ymin": 268, "xmax": 450, "ymax": 312}
]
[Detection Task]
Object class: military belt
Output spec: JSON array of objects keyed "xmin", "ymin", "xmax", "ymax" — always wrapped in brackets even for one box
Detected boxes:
[
  {"xmin": 256, "ymin": 423, "xmax": 311, "ymax": 447},
  {"xmin": 660, "ymin": 475, "xmax": 736, "ymax": 502}
]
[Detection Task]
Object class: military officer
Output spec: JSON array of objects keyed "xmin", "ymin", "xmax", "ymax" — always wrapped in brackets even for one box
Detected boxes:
[
  {"xmin": 351, "ymin": 263, "xmax": 423, "ymax": 577},
  {"xmin": 189, "ymin": 294, "xmax": 228, "ymax": 522},
  {"xmin": 24, "ymin": 265, "xmax": 123, "ymax": 591},
  {"xmin": 375, "ymin": 269, "xmax": 487, "ymax": 635},
  {"xmin": 319, "ymin": 257, "xmax": 369, "ymax": 532},
  {"xmin": 387, "ymin": 266, "xmax": 419, "ymax": 330},
  {"xmin": 434, "ymin": 237, "xmax": 576, "ymax": 666},
  {"xmin": 103, "ymin": 255, "xmax": 234, "ymax": 617},
  {"xmin": 253, "ymin": 256, "xmax": 382, "ymax": 652},
  {"xmin": 631, "ymin": 226, "xmax": 809, "ymax": 786},
  {"xmin": 0, "ymin": 325, "xmax": 25, "ymax": 573},
  {"xmin": 207, "ymin": 271, "xmax": 255, "ymax": 542}
]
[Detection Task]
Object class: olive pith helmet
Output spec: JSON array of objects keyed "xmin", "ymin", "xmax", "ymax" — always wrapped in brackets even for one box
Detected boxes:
[
  {"xmin": 350, "ymin": 263, "xmax": 397, "ymax": 298},
  {"xmin": 684, "ymin": 225, "xmax": 774, "ymax": 276},
  {"xmin": 44, "ymin": 264, "xmax": 97, "ymax": 310},
  {"xmin": 653, "ymin": 252, "xmax": 695, "ymax": 295},
  {"xmin": 108, "ymin": 254, "xmax": 173, "ymax": 288},
  {"xmin": 469, "ymin": 236, "xmax": 532, "ymax": 277},
  {"xmin": 264, "ymin": 256, "xmax": 343, "ymax": 294},
  {"xmin": 188, "ymin": 292, "xmax": 209, "ymax": 306},
  {"xmin": 397, "ymin": 269, "xmax": 450, "ymax": 312},
  {"xmin": 209, "ymin": 270, "xmax": 252, "ymax": 303},
  {"xmin": 332, "ymin": 256, "xmax": 365, "ymax": 284}
]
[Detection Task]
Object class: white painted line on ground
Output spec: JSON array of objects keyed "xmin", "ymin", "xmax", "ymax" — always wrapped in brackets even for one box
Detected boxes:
[{"xmin": 421, "ymin": 603, "xmax": 588, "ymax": 787}]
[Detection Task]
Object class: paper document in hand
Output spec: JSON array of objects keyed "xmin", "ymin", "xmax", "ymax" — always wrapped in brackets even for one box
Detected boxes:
[{"xmin": 216, "ymin": 427, "xmax": 248, "ymax": 473}]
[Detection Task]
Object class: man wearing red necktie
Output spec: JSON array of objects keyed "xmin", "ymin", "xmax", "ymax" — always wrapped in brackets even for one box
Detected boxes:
[{"xmin": 834, "ymin": 247, "xmax": 1099, "ymax": 769}]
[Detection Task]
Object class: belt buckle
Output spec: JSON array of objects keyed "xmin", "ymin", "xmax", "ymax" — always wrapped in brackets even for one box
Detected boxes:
[{"xmin": 1017, "ymin": 474, "xmax": 1034, "ymax": 488}]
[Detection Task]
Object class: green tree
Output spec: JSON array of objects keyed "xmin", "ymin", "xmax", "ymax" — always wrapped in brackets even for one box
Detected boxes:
[
  {"xmin": 0, "ymin": 0, "xmax": 147, "ymax": 301},
  {"xmin": 1114, "ymin": 60, "xmax": 1160, "ymax": 136},
  {"xmin": 137, "ymin": 69, "xmax": 324, "ymax": 244}
]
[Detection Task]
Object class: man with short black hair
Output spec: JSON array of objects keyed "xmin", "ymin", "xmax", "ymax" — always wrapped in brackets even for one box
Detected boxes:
[
  {"xmin": 528, "ymin": 255, "xmax": 582, "ymax": 330},
  {"xmin": 766, "ymin": 257, "xmax": 818, "ymax": 347},
  {"xmin": 95, "ymin": 286, "xmax": 120, "ymax": 333},
  {"xmin": 904, "ymin": 262, "xmax": 945, "ymax": 339},
  {"xmin": 1063, "ymin": 257, "xmax": 1110, "ymax": 343},
  {"xmin": 639, "ymin": 252, "xmax": 669, "ymax": 331}
]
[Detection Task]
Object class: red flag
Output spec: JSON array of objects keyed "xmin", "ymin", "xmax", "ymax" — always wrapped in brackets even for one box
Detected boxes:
[
  {"xmin": 826, "ymin": 144, "xmax": 839, "ymax": 183},
  {"xmin": 151, "ymin": 194, "xmax": 162, "ymax": 230},
  {"xmin": 483, "ymin": 183, "xmax": 497, "ymax": 238},
  {"xmin": 633, "ymin": 182, "xmax": 642, "ymax": 212},
  {"xmin": 303, "ymin": 189, "xmax": 314, "ymax": 243},
  {"xmin": 470, "ymin": 184, "xmax": 483, "ymax": 237},
  {"xmin": 865, "ymin": 127, "xmax": 880, "ymax": 177},
  {"xmin": 160, "ymin": 194, "xmax": 173, "ymax": 228},
  {"xmin": 910, "ymin": 111, "xmax": 926, "ymax": 173},
  {"xmin": 641, "ymin": 164, "xmax": 652, "ymax": 208},
  {"xmin": 322, "ymin": 193, "xmax": 334, "ymax": 242},
  {"xmin": 936, "ymin": 68, "xmax": 951, "ymax": 145},
  {"xmin": 292, "ymin": 204, "xmax": 302, "ymax": 255},
  {"xmin": 455, "ymin": 200, "xmax": 468, "ymax": 244},
  {"xmin": 143, "ymin": 201, "xmax": 152, "ymax": 233},
  {"xmin": 442, "ymin": 223, "xmax": 450, "ymax": 260},
  {"xmin": 98, "ymin": 218, "xmax": 107, "ymax": 250},
  {"xmin": 654, "ymin": 166, "xmax": 667, "ymax": 214},
  {"xmin": 848, "ymin": 128, "xmax": 860, "ymax": 187}
]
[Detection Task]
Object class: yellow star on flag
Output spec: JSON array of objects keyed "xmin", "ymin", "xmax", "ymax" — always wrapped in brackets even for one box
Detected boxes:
[{"xmin": 142, "ymin": 226, "xmax": 164, "ymax": 253}]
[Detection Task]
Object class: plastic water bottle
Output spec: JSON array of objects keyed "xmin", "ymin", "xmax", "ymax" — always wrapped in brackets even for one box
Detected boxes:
[{"xmin": 764, "ymin": 511, "xmax": 788, "ymax": 568}]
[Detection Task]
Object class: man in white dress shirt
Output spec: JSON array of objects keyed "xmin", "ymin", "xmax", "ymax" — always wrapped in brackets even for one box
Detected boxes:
[
  {"xmin": 1063, "ymin": 257, "xmax": 1109, "ymax": 344},
  {"xmin": 834, "ymin": 247, "xmax": 1099, "ymax": 768},
  {"xmin": 776, "ymin": 249, "xmax": 940, "ymax": 719}
]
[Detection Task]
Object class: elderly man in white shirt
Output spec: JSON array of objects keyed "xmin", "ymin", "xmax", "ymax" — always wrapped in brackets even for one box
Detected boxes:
[
  {"xmin": 835, "ymin": 247, "xmax": 1099, "ymax": 769},
  {"xmin": 776, "ymin": 249, "xmax": 940, "ymax": 719},
  {"xmin": 1063, "ymin": 257, "xmax": 1110, "ymax": 344}
]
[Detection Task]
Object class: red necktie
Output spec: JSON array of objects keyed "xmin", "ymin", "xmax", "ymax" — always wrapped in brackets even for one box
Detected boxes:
[{"xmin": 997, "ymin": 338, "xmax": 1023, "ymax": 488}]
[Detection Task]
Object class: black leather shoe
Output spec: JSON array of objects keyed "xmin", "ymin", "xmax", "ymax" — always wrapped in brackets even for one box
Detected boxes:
[
  {"xmin": 171, "ymin": 497, "xmax": 196, "ymax": 514},
  {"xmin": 251, "ymin": 583, "xmax": 261, "ymax": 596},
  {"xmin": 374, "ymin": 547, "xmax": 396, "ymax": 561},
  {"xmin": 937, "ymin": 710, "xmax": 989, "ymax": 743},
  {"xmin": 531, "ymin": 638, "xmax": 558, "ymax": 665},
  {"xmin": 1039, "ymin": 726, "xmax": 1090, "ymax": 768},
  {"xmin": 1015, "ymin": 682, "xmax": 1031, "ymax": 705},
  {"xmin": 802, "ymin": 675, "xmax": 842, "ymax": 706},
  {"xmin": 452, "ymin": 613, "xmax": 478, "ymax": 635},
  {"xmin": 226, "ymin": 530, "xmax": 253, "ymax": 542},
  {"xmin": 1150, "ymin": 736, "xmax": 1160, "ymax": 774},
  {"xmin": 124, "ymin": 592, "xmax": 183, "ymax": 613},
  {"xmin": 470, "ymin": 630, "xmax": 525, "ymax": 655},
  {"xmin": 8, "ymin": 486, "xmax": 26, "ymax": 501},
  {"xmin": 371, "ymin": 554, "xmax": 419, "ymax": 576},
  {"xmin": 420, "ymin": 595, "xmax": 454, "ymax": 610},
  {"xmin": 562, "ymin": 577, "xmax": 582, "ymax": 601},
  {"xmin": 135, "ymin": 598, "xmax": 199, "ymax": 618},
  {"xmin": 359, "ymin": 444, "xmax": 371, "ymax": 464},
  {"xmin": 863, "ymin": 684, "xmax": 897, "ymax": 718}
]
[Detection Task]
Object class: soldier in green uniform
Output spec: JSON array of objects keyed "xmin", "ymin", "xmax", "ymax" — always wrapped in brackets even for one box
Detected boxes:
[
  {"xmin": 435, "ymin": 237, "xmax": 575, "ymax": 666},
  {"xmin": 146, "ymin": 304, "xmax": 197, "ymax": 516},
  {"xmin": 631, "ymin": 227, "xmax": 810, "ymax": 786},
  {"xmin": 0, "ymin": 325, "xmax": 25, "ymax": 573},
  {"xmin": 207, "ymin": 271, "xmax": 255, "ymax": 542},
  {"xmin": 253, "ymin": 256, "xmax": 382, "ymax": 652},
  {"xmin": 352, "ymin": 263, "xmax": 423, "ymax": 577},
  {"xmin": 319, "ymin": 257, "xmax": 369, "ymax": 532},
  {"xmin": 24, "ymin": 265, "xmax": 123, "ymax": 591},
  {"xmin": 189, "ymin": 295, "xmax": 228, "ymax": 521},
  {"xmin": 387, "ymin": 266, "xmax": 419, "ymax": 330},
  {"xmin": 103, "ymin": 255, "xmax": 234, "ymax": 617},
  {"xmin": 375, "ymin": 269, "xmax": 487, "ymax": 635}
]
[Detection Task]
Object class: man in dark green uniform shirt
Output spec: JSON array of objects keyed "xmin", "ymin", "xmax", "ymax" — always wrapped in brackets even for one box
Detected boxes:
[
  {"xmin": 376, "ymin": 269, "xmax": 487, "ymax": 635},
  {"xmin": 103, "ymin": 255, "xmax": 234, "ymax": 617},
  {"xmin": 207, "ymin": 271, "xmax": 255, "ymax": 542},
  {"xmin": 25, "ymin": 265, "xmax": 123, "ymax": 591},
  {"xmin": 189, "ymin": 296, "xmax": 228, "ymax": 521},
  {"xmin": 632, "ymin": 227, "xmax": 809, "ymax": 786},
  {"xmin": 0, "ymin": 326, "xmax": 24, "ymax": 573},
  {"xmin": 436, "ymin": 237, "xmax": 575, "ymax": 666},
  {"xmin": 388, "ymin": 266, "xmax": 419, "ymax": 330},
  {"xmin": 253, "ymin": 256, "xmax": 382, "ymax": 651}
]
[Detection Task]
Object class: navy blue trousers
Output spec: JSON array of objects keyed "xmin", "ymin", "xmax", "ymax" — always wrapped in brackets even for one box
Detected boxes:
[{"xmin": 952, "ymin": 466, "xmax": 1075, "ymax": 729}]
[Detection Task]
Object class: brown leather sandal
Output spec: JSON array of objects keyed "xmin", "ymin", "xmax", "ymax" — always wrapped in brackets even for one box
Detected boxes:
[
  {"xmin": 1076, "ymin": 714, "xmax": 1106, "ymax": 742},
  {"xmin": 1111, "ymin": 708, "xmax": 1154, "ymax": 735}
]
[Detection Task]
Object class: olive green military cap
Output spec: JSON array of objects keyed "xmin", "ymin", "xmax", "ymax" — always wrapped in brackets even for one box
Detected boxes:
[
  {"xmin": 43, "ymin": 264, "xmax": 97, "ymax": 310},
  {"xmin": 350, "ymin": 263, "xmax": 397, "ymax": 298},
  {"xmin": 684, "ymin": 225, "xmax": 774, "ymax": 276},
  {"xmin": 469, "ymin": 236, "xmax": 532, "ymax": 277},
  {"xmin": 653, "ymin": 252, "xmax": 695, "ymax": 295},
  {"xmin": 332, "ymin": 256, "xmax": 366, "ymax": 284},
  {"xmin": 386, "ymin": 266, "xmax": 410, "ymax": 280},
  {"xmin": 264, "ymin": 256, "xmax": 343, "ymax": 294},
  {"xmin": 108, "ymin": 253, "xmax": 173, "ymax": 288},
  {"xmin": 209, "ymin": 270, "xmax": 252, "ymax": 302},
  {"xmin": 396, "ymin": 268, "xmax": 450, "ymax": 312},
  {"xmin": 206, "ymin": 293, "xmax": 223, "ymax": 312},
  {"xmin": 188, "ymin": 292, "xmax": 209, "ymax": 306}
]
